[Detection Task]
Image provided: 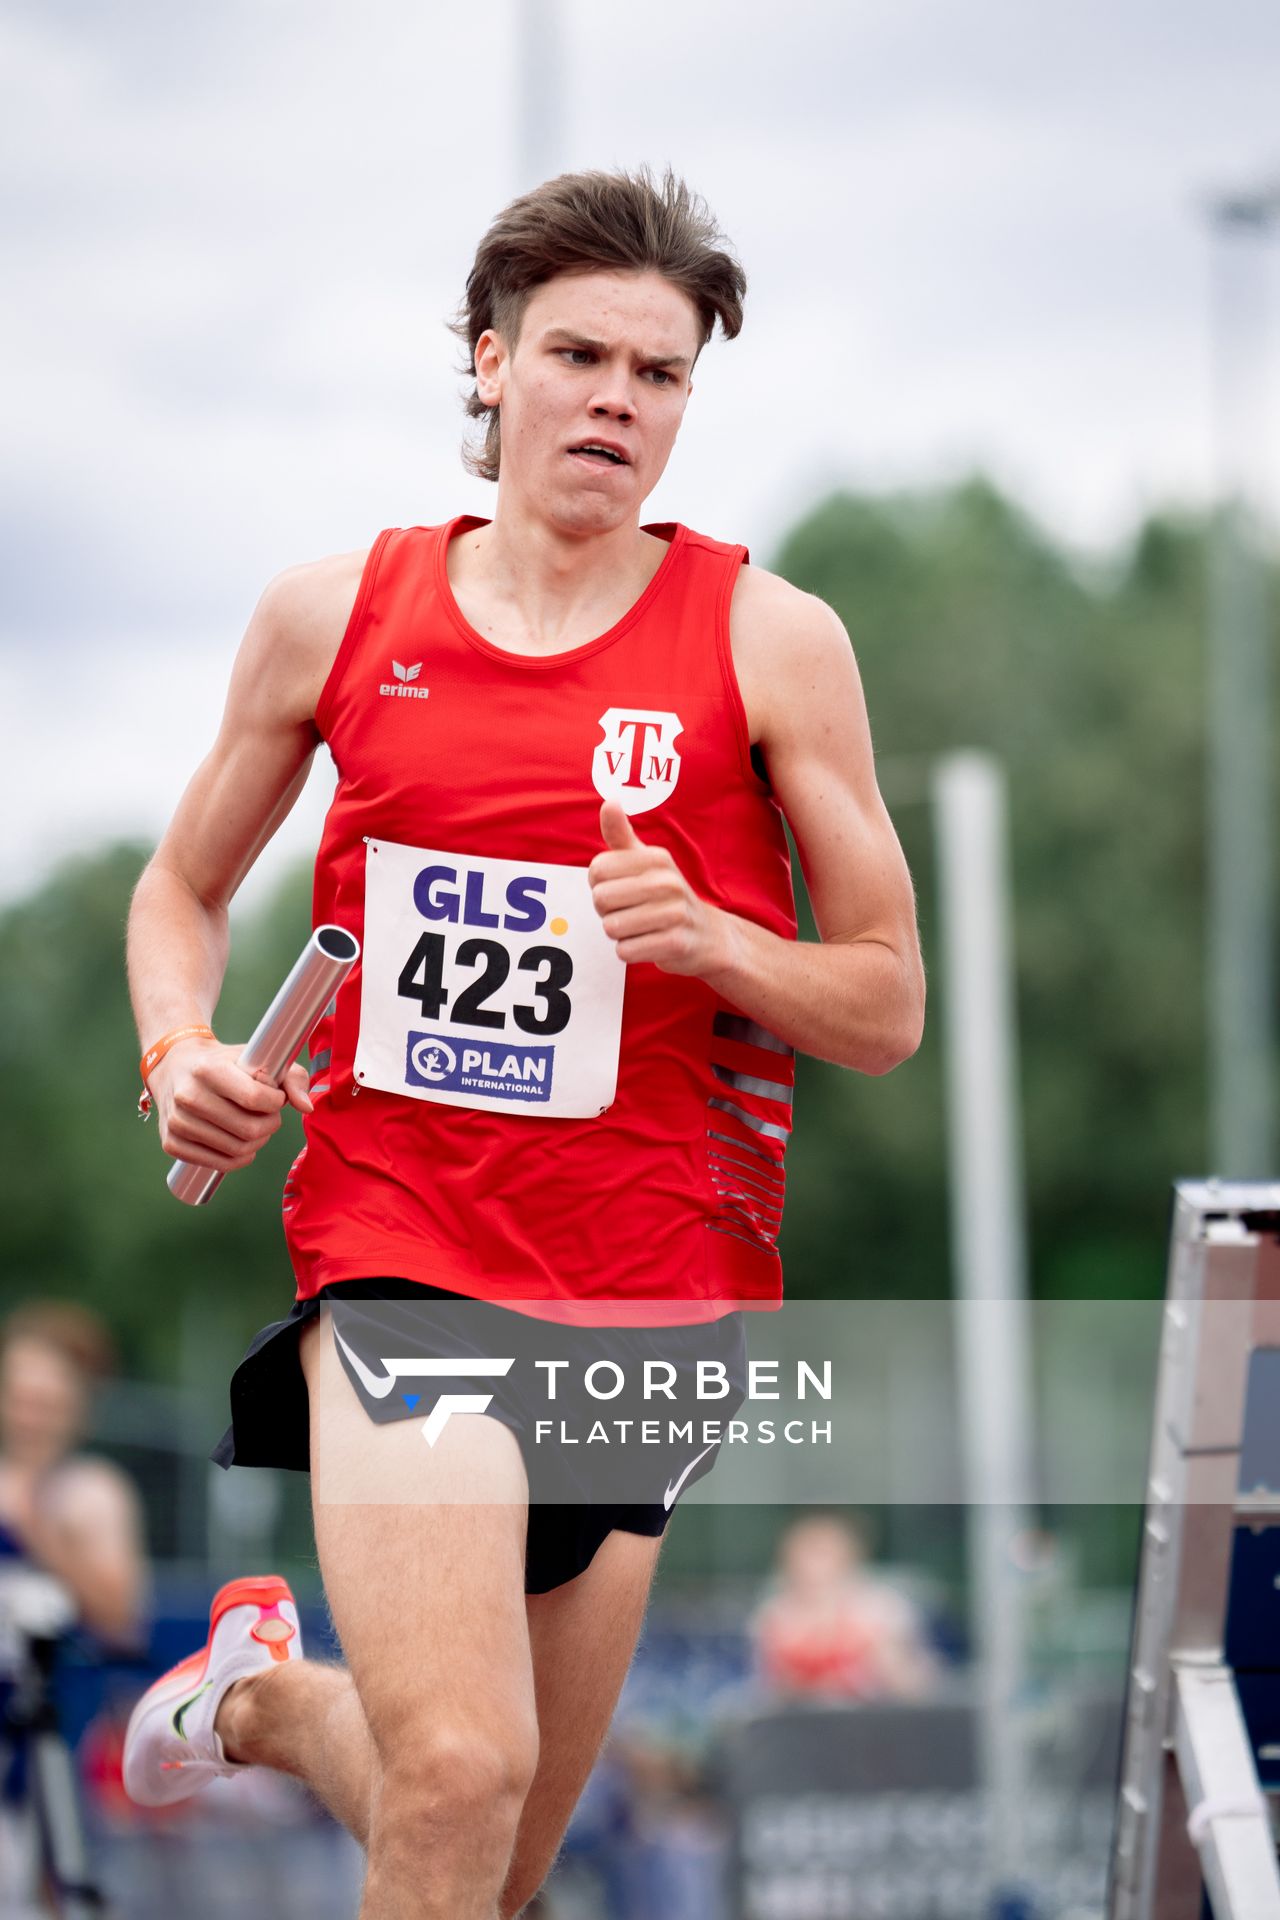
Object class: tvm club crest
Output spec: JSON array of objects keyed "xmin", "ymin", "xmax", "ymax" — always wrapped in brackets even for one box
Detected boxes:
[{"xmin": 591, "ymin": 709, "xmax": 683, "ymax": 816}]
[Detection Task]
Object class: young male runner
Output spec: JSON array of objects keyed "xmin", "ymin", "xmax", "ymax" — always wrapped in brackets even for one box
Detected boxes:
[{"xmin": 122, "ymin": 167, "xmax": 925, "ymax": 1918}]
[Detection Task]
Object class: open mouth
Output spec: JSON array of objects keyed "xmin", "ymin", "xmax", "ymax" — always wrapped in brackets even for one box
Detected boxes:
[{"xmin": 568, "ymin": 442, "xmax": 629, "ymax": 468}]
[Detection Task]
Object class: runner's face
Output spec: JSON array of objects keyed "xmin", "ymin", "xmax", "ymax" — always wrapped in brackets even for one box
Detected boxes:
[{"xmin": 477, "ymin": 268, "xmax": 701, "ymax": 531}]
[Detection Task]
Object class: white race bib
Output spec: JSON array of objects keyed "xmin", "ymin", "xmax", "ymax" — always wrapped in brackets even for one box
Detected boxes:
[{"xmin": 353, "ymin": 839, "xmax": 626, "ymax": 1118}]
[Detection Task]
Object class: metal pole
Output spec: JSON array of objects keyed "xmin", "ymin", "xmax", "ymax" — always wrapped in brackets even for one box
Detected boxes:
[
  {"xmin": 516, "ymin": 0, "xmax": 562, "ymax": 188},
  {"xmin": 1204, "ymin": 186, "xmax": 1279, "ymax": 1180},
  {"xmin": 932, "ymin": 751, "xmax": 1038, "ymax": 1918}
]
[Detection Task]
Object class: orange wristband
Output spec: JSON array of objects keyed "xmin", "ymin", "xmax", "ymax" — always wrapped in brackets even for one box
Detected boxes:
[{"xmin": 137, "ymin": 1024, "xmax": 216, "ymax": 1121}]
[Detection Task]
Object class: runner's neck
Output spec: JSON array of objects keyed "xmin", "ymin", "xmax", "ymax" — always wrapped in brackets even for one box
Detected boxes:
[{"xmin": 445, "ymin": 510, "xmax": 671, "ymax": 658}]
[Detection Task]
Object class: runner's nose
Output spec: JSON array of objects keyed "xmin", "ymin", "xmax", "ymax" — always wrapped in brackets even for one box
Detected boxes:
[{"xmin": 589, "ymin": 392, "xmax": 635, "ymax": 427}]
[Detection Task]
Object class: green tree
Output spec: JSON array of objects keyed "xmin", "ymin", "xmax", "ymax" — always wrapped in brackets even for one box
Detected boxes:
[
  {"xmin": 773, "ymin": 478, "xmax": 1218, "ymax": 1305},
  {"xmin": 0, "ymin": 845, "xmax": 318, "ymax": 1380}
]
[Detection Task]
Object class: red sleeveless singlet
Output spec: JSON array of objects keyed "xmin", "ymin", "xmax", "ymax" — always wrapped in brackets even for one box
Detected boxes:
[{"xmin": 282, "ymin": 515, "xmax": 799, "ymax": 1323}]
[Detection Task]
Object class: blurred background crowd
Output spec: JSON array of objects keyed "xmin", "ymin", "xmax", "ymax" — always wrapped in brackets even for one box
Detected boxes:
[{"xmin": 4, "ymin": 0, "xmax": 1279, "ymax": 1914}]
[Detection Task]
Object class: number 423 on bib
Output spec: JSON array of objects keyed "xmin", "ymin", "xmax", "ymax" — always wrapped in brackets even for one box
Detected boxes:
[{"xmin": 352, "ymin": 838, "xmax": 626, "ymax": 1118}]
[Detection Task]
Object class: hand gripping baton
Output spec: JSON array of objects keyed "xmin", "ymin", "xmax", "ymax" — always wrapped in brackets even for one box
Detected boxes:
[{"xmin": 166, "ymin": 924, "xmax": 360, "ymax": 1207}]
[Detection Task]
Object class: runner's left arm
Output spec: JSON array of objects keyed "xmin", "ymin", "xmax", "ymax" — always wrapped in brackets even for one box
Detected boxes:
[{"xmin": 589, "ymin": 579, "xmax": 925, "ymax": 1074}]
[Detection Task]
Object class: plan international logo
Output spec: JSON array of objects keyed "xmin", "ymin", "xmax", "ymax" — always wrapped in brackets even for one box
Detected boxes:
[
  {"xmin": 404, "ymin": 1031, "xmax": 555, "ymax": 1102},
  {"xmin": 379, "ymin": 660, "xmax": 430, "ymax": 699}
]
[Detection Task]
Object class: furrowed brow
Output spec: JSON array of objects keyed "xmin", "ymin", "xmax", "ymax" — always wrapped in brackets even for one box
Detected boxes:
[
  {"xmin": 544, "ymin": 328, "xmax": 608, "ymax": 353},
  {"xmin": 544, "ymin": 328, "xmax": 690, "ymax": 373}
]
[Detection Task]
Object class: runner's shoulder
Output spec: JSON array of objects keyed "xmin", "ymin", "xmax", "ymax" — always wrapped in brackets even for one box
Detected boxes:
[
  {"xmin": 237, "ymin": 545, "xmax": 373, "ymax": 720},
  {"xmin": 728, "ymin": 561, "xmax": 855, "ymax": 742},
  {"xmin": 253, "ymin": 545, "xmax": 372, "ymax": 657},
  {"xmin": 729, "ymin": 560, "xmax": 851, "ymax": 655}
]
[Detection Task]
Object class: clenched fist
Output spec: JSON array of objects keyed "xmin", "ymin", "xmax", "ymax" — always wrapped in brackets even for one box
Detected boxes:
[{"xmin": 147, "ymin": 1036, "xmax": 314, "ymax": 1174}]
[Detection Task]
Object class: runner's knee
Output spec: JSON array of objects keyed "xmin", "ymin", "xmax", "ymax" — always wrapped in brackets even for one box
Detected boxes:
[
  {"xmin": 372, "ymin": 1728, "xmax": 538, "ymax": 1881},
  {"xmin": 379, "ymin": 1721, "xmax": 540, "ymax": 1820}
]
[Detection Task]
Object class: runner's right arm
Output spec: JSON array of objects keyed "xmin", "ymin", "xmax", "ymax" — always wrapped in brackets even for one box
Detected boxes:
[{"xmin": 126, "ymin": 550, "xmax": 367, "ymax": 1172}]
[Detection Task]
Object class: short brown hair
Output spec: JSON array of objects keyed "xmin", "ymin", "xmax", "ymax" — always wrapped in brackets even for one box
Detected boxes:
[
  {"xmin": 1, "ymin": 1300, "xmax": 118, "ymax": 1384},
  {"xmin": 450, "ymin": 165, "xmax": 747, "ymax": 483}
]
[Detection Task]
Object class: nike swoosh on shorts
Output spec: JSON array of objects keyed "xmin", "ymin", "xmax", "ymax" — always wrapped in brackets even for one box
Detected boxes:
[
  {"xmin": 331, "ymin": 1323, "xmax": 398, "ymax": 1399},
  {"xmin": 664, "ymin": 1442, "xmax": 718, "ymax": 1512}
]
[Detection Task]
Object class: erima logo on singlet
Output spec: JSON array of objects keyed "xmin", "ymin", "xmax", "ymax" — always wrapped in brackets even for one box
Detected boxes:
[
  {"xmin": 380, "ymin": 660, "xmax": 430, "ymax": 699},
  {"xmin": 592, "ymin": 709, "xmax": 683, "ymax": 815}
]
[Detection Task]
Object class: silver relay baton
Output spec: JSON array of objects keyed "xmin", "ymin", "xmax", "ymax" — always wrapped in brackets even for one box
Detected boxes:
[{"xmin": 167, "ymin": 924, "xmax": 360, "ymax": 1207}]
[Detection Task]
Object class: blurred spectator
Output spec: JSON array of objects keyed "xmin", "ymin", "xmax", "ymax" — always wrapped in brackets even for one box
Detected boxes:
[
  {"xmin": 749, "ymin": 1511, "xmax": 940, "ymax": 1703},
  {"xmin": 0, "ymin": 1299, "xmax": 148, "ymax": 1647},
  {"xmin": 550, "ymin": 1722, "xmax": 729, "ymax": 1920},
  {"xmin": 613, "ymin": 1724, "xmax": 729, "ymax": 1920},
  {"xmin": 549, "ymin": 1734, "xmax": 637, "ymax": 1912}
]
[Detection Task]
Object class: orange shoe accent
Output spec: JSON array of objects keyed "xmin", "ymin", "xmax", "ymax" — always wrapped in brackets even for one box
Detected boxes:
[
  {"xmin": 208, "ymin": 1574, "xmax": 293, "ymax": 1635},
  {"xmin": 151, "ymin": 1577, "xmax": 296, "ymax": 1694},
  {"xmin": 253, "ymin": 1616, "xmax": 290, "ymax": 1641},
  {"xmin": 251, "ymin": 1613, "xmax": 297, "ymax": 1662}
]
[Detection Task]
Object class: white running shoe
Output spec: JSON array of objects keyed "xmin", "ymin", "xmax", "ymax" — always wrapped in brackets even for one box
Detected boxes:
[{"xmin": 123, "ymin": 1573, "xmax": 302, "ymax": 1807}]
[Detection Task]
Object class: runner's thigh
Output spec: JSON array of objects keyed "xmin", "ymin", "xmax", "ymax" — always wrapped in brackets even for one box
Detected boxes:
[{"xmin": 299, "ymin": 1304, "xmax": 538, "ymax": 1775}]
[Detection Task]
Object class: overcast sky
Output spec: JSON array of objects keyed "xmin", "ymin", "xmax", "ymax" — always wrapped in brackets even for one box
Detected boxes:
[{"xmin": 3, "ymin": 0, "xmax": 1279, "ymax": 907}]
